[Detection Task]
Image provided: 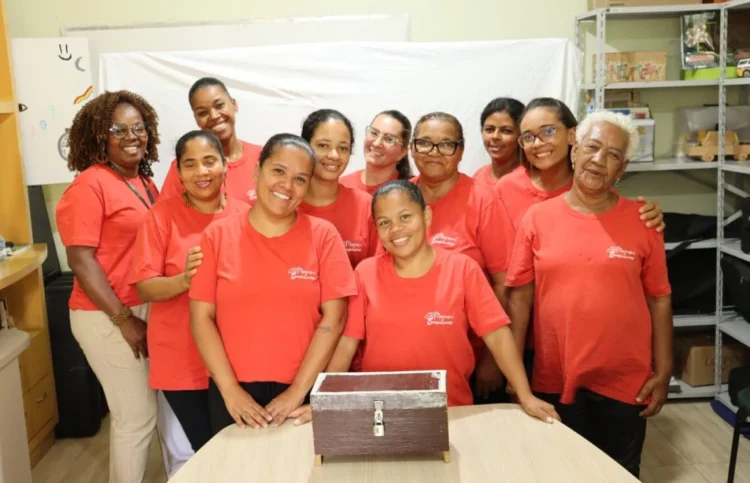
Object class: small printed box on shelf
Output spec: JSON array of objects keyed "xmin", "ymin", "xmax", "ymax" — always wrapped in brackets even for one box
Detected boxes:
[
  {"xmin": 594, "ymin": 52, "xmax": 667, "ymax": 83},
  {"xmin": 631, "ymin": 119, "xmax": 656, "ymax": 162},
  {"xmin": 674, "ymin": 334, "xmax": 750, "ymax": 387},
  {"xmin": 310, "ymin": 370, "xmax": 449, "ymax": 466},
  {"xmin": 588, "ymin": 0, "xmax": 702, "ymax": 10}
]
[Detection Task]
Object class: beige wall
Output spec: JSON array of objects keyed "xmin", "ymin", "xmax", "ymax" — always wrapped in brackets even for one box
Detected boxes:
[{"xmin": 7, "ymin": 0, "xmax": 721, "ymax": 270}]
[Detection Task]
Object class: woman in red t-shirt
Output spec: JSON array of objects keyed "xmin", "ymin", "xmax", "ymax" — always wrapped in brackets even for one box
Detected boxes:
[
  {"xmin": 472, "ymin": 97, "xmax": 525, "ymax": 192},
  {"xmin": 502, "ymin": 99, "xmax": 664, "ymax": 380},
  {"xmin": 325, "ymin": 180, "xmax": 559, "ymax": 420},
  {"xmin": 296, "ymin": 109, "xmax": 378, "ymax": 267},
  {"xmin": 340, "ymin": 110, "xmax": 412, "ymax": 194},
  {"xmin": 409, "ymin": 111, "xmax": 515, "ymax": 403},
  {"xmin": 130, "ymin": 130, "xmax": 250, "ymax": 456},
  {"xmin": 56, "ymin": 90, "xmax": 161, "ymax": 483},
  {"xmin": 189, "ymin": 133, "xmax": 357, "ymax": 435},
  {"xmin": 160, "ymin": 77, "xmax": 262, "ymax": 204},
  {"xmin": 505, "ymin": 111, "xmax": 673, "ymax": 478}
]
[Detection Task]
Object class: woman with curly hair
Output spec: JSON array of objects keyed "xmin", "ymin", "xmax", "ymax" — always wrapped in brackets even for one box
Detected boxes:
[{"xmin": 56, "ymin": 90, "xmax": 160, "ymax": 483}]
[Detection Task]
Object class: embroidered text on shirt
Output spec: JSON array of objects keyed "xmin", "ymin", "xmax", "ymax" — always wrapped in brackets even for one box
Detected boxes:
[
  {"xmin": 288, "ymin": 267, "xmax": 318, "ymax": 281},
  {"xmin": 607, "ymin": 246, "xmax": 636, "ymax": 260},
  {"xmin": 425, "ymin": 311, "xmax": 454, "ymax": 326},
  {"xmin": 430, "ymin": 233, "xmax": 458, "ymax": 247}
]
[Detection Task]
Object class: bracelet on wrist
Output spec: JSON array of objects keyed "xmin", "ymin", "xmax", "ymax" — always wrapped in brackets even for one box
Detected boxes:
[{"xmin": 109, "ymin": 306, "xmax": 133, "ymax": 326}]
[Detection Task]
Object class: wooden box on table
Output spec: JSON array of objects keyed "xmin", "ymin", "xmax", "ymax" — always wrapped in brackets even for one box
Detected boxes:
[{"xmin": 310, "ymin": 370, "xmax": 450, "ymax": 466}]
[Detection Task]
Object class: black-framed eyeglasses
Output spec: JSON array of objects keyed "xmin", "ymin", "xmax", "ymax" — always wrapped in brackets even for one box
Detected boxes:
[
  {"xmin": 365, "ymin": 126, "xmax": 402, "ymax": 148},
  {"xmin": 108, "ymin": 122, "xmax": 148, "ymax": 140},
  {"xmin": 518, "ymin": 126, "xmax": 558, "ymax": 148},
  {"xmin": 412, "ymin": 138, "xmax": 463, "ymax": 156}
]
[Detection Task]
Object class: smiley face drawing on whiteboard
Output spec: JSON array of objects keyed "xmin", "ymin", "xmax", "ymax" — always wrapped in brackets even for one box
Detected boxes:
[
  {"xmin": 58, "ymin": 44, "xmax": 72, "ymax": 61},
  {"xmin": 57, "ymin": 43, "xmax": 86, "ymax": 72}
]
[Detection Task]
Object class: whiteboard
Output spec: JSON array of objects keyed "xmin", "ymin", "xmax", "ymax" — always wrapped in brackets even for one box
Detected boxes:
[
  {"xmin": 61, "ymin": 14, "xmax": 411, "ymax": 92},
  {"xmin": 11, "ymin": 38, "xmax": 94, "ymax": 186}
]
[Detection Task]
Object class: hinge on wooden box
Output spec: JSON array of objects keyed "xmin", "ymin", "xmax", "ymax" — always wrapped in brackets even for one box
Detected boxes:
[{"xmin": 373, "ymin": 400, "xmax": 385, "ymax": 437}]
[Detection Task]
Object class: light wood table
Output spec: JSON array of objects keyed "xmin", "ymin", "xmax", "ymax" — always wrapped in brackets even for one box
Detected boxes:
[{"xmin": 169, "ymin": 404, "xmax": 638, "ymax": 482}]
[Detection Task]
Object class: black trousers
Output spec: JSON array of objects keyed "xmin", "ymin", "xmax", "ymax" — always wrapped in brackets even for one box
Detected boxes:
[
  {"xmin": 207, "ymin": 379, "xmax": 311, "ymax": 436},
  {"xmin": 162, "ymin": 389, "xmax": 212, "ymax": 453},
  {"xmin": 472, "ymin": 349, "xmax": 535, "ymax": 405},
  {"xmin": 537, "ymin": 389, "xmax": 647, "ymax": 478}
]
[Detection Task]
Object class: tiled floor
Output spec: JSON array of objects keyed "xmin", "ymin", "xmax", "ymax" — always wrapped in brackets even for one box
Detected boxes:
[{"xmin": 32, "ymin": 401, "xmax": 750, "ymax": 482}]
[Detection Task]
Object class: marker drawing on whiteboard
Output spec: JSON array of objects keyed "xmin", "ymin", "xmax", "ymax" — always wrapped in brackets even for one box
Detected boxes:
[
  {"xmin": 74, "ymin": 86, "xmax": 93, "ymax": 105},
  {"xmin": 50, "ymin": 105, "xmax": 56, "ymax": 117},
  {"xmin": 74, "ymin": 57, "xmax": 85, "ymax": 72},
  {"xmin": 40, "ymin": 120, "xmax": 48, "ymax": 131},
  {"xmin": 58, "ymin": 44, "xmax": 72, "ymax": 61},
  {"xmin": 18, "ymin": 103, "xmax": 27, "ymax": 112}
]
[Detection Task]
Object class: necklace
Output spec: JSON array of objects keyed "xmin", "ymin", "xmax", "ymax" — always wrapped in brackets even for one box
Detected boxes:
[{"xmin": 107, "ymin": 163, "xmax": 155, "ymax": 209}]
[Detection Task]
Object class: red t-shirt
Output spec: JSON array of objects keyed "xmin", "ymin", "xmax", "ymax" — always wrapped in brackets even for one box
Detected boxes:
[
  {"xmin": 159, "ymin": 141, "xmax": 262, "ymax": 204},
  {"xmin": 56, "ymin": 164, "xmax": 160, "ymax": 310},
  {"xmin": 413, "ymin": 173, "xmax": 515, "ymax": 275},
  {"xmin": 189, "ymin": 211, "xmax": 358, "ymax": 384},
  {"xmin": 297, "ymin": 185, "xmax": 379, "ymax": 267},
  {"xmin": 128, "ymin": 196, "xmax": 250, "ymax": 390},
  {"xmin": 473, "ymin": 164, "xmax": 524, "ymax": 197},
  {"xmin": 340, "ymin": 169, "xmax": 397, "ymax": 195},
  {"xmin": 505, "ymin": 195, "xmax": 672, "ymax": 405},
  {"xmin": 345, "ymin": 249, "xmax": 509, "ymax": 407},
  {"xmin": 496, "ymin": 167, "xmax": 572, "ymax": 230}
]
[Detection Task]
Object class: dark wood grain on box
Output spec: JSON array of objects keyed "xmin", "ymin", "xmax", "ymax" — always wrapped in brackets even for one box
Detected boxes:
[
  {"xmin": 312, "ymin": 407, "xmax": 449, "ymax": 456},
  {"xmin": 318, "ymin": 373, "xmax": 439, "ymax": 393}
]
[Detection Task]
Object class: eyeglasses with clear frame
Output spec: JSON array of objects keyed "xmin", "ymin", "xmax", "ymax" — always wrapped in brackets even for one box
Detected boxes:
[
  {"xmin": 412, "ymin": 138, "xmax": 464, "ymax": 156},
  {"xmin": 108, "ymin": 122, "xmax": 148, "ymax": 140},
  {"xmin": 517, "ymin": 126, "xmax": 559, "ymax": 148},
  {"xmin": 365, "ymin": 126, "xmax": 402, "ymax": 148}
]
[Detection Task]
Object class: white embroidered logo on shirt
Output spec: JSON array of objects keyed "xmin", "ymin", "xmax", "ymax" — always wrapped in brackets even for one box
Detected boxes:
[
  {"xmin": 247, "ymin": 189, "xmax": 257, "ymax": 201},
  {"xmin": 430, "ymin": 233, "xmax": 458, "ymax": 247},
  {"xmin": 288, "ymin": 267, "xmax": 318, "ymax": 281},
  {"xmin": 343, "ymin": 240, "xmax": 364, "ymax": 253},
  {"xmin": 425, "ymin": 312, "xmax": 454, "ymax": 326},
  {"xmin": 607, "ymin": 246, "xmax": 636, "ymax": 261}
]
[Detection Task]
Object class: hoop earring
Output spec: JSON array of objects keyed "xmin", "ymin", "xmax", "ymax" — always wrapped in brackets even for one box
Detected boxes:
[{"xmin": 615, "ymin": 178, "xmax": 621, "ymax": 187}]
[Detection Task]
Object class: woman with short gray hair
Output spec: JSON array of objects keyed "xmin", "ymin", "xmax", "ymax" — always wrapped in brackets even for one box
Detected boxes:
[{"xmin": 505, "ymin": 110, "xmax": 673, "ymax": 478}]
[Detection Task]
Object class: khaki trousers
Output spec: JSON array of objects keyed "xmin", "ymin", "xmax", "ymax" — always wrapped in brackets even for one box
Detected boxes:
[{"xmin": 70, "ymin": 304, "xmax": 157, "ymax": 483}]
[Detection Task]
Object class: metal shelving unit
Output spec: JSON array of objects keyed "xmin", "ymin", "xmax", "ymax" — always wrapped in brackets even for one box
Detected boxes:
[
  {"xmin": 576, "ymin": 0, "xmax": 750, "ymax": 404},
  {"xmin": 715, "ymin": 0, "xmax": 750, "ymax": 415}
]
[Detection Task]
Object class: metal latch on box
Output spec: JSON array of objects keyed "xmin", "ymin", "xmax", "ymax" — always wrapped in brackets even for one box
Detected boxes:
[{"xmin": 373, "ymin": 400, "xmax": 385, "ymax": 437}]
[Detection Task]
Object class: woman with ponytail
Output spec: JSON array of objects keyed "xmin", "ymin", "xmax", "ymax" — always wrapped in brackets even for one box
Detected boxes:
[
  {"xmin": 297, "ymin": 109, "xmax": 379, "ymax": 267},
  {"xmin": 340, "ymin": 110, "xmax": 412, "ymax": 194}
]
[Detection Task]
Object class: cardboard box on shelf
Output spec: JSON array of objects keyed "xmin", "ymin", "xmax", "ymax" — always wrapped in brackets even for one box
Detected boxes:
[
  {"xmin": 674, "ymin": 334, "xmax": 750, "ymax": 387},
  {"xmin": 588, "ymin": 0, "xmax": 702, "ymax": 9},
  {"xmin": 594, "ymin": 52, "xmax": 668, "ymax": 83},
  {"xmin": 605, "ymin": 90, "xmax": 642, "ymax": 108}
]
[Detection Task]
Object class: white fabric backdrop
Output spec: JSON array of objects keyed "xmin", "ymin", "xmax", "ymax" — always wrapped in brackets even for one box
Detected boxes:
[{"xmin": 99, "ymin": 39, "xmax": 581, "ymax": 189}]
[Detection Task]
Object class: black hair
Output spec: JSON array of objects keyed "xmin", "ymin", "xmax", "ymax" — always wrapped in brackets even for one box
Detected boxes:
[
  {"xmin": 372, "ymin": 110, "xmax": 413, "ymax": 179},
  {"xmin": 480, "ymin": 97, "xmax": 525, "ymax": 128},
  {"xmin": 413, "ymin": 111, "xmax": 464, "ymax": 141},
  {"xmin": 188, "ymin": 77, "xmax": 231, "ymax": 106},
  {"xmin": 175, "ymin": 130, "xmax": 225, "ymax": 170},
  {"xmin": 258, "ymin": 133, "xmax": 316, "ymax": 168},
  {"xmin": 301, "ymin": 109, "xmax": 355, "ymax": 146},
  {"xmin": 518, "ymin": 98, "xmax": 578, "ymax": 171},
  {"xmin": 371, "ymin": 179, "xmax": 425, "ymax": 218}
]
